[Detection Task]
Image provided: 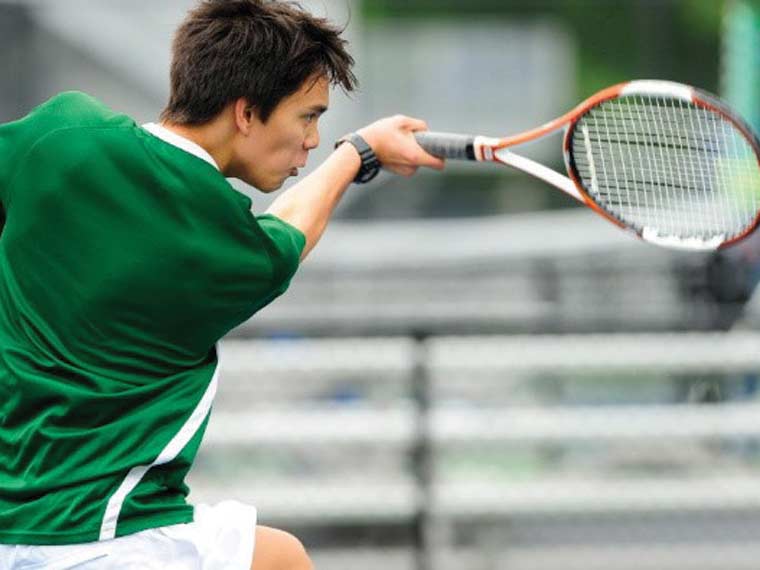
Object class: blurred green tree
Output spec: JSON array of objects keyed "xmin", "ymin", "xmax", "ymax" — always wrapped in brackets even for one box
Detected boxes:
[{"xmin": 363, "ymin": 0, "xmax": 725, "ymax": 95}]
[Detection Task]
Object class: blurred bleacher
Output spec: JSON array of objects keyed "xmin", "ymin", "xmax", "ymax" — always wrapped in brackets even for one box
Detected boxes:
[
  {"xmin": 239, "ymin": 209, "xmax": 732, "ymax": 337},
  {"xmin": 186, "ymin": 208, "xmax": 760, "ymax": 570}
]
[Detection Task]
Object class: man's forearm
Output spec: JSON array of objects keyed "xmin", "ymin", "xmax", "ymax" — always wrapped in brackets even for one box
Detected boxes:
[{"xmin": 265, "ymin": 142, "xmax": 361, "ymax": 260}]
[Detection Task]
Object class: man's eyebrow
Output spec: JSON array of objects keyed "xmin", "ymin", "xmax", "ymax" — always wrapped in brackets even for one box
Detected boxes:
[{"xmin": 307, "ymin": 105, "xmax": 328, "ymax": 115}]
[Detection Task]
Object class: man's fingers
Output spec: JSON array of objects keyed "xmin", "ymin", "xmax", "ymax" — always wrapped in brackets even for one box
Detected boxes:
[
  {"xmin": 430, "ymin": 157, "xmax": 446, "ymax": 171},
  {"xmin": 398, "ymin": 116, "xmax": 429, "ymax": 132},
  {"xmin": 391, "ymin": 144, "xmax": 445, "ymax": 171},
  {"xmin": 402, "ymin": 118, "xmax": 444, "ymax": 169},
  {"xmin": 416, "ymin": 151, "xmax": 445, "ymax": 171},
  {"xmin": 385, "ymin": 164, "xmax": 418, "ymax": 177},
  {"xmin": 361, "ymin": 115, "xmax": 445, "ymax": 174}
]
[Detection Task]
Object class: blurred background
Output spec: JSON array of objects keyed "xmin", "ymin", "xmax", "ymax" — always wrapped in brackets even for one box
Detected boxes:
[{"xmin": 3, "ymin": 0, "xmax": 760, "ymax": 568}]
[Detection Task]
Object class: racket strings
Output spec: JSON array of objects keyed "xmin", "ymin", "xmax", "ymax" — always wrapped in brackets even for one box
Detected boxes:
[{"xmin": 571, "ymin": 95, "xmax": 760, "ymax": 243}]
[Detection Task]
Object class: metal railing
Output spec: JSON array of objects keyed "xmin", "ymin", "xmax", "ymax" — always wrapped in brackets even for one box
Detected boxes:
[{"xmin": 189, "ymin": 331, "xmax": 760, "ymax": 570}]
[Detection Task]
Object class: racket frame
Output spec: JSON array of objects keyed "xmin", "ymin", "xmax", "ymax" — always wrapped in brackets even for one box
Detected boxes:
[{"xmin": 471, "ymin": 80, "xmax": 760, "ymax": 250}]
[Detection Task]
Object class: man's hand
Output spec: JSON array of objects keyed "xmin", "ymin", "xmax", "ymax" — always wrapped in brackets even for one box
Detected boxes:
[
  {"xmin": 268, "ymin": 116, "xmax": 445, "ymax": 261},
  {"xmin": 357, "ymin": 115, "xmax": 445, "ymax": 177}
]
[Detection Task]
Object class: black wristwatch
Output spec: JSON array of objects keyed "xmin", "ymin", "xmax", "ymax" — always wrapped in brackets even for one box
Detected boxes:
[{"xmin": 335, "ymin": 133, "xmax": 381, "ymax": 184}]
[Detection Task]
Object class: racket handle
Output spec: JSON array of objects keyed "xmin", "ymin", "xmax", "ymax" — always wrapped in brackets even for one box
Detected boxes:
[{"xmin": 415, "ymin": 132, "xmax": 477, "ymax": 161}]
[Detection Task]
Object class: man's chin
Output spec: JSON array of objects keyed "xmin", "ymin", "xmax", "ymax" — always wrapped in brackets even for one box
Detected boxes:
[
  {"xmin": 238, "ymin": 179, "xmax": 284, "ymax": 193},
  {"xmin": 254, "ymin": 184, "xmax": 282, "ymax": 194},
  {"xmin": 265, "ymin": 172, "xmax": 299, "ymax": 192},
  {"xmin": 232, "ymin": 173, "xmax": 292, "ymax": 192}
]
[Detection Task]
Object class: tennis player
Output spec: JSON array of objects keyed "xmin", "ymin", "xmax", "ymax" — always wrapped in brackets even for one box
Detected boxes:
[{"xmin": 0, "ymin": 1, "xmax": 444, "ymax": 569}]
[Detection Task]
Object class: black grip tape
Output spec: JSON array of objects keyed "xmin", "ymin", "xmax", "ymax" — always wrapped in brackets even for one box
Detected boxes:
[{"xmin": 415, "ymin": 132, "xmax": 477, "ymax": 161}]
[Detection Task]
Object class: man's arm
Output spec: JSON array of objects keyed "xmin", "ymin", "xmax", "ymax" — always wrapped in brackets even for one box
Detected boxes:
[{"xmin": 266, "ymin": 115, "xmax": 445, "ymax": 260}]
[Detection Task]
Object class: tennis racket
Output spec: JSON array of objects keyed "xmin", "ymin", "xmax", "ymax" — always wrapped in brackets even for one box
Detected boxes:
[{"xmin": 415, "ymin": 80, "xmax": 760, "ymax": 251}]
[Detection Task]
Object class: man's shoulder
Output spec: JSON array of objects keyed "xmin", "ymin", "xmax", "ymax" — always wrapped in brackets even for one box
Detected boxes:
[
  {"xmin": 26, "ymin": 91, "xmax": 134, "ymax": 134},
  {"xmin": 43, "ymin": 90, "xmax": 103, "ymax": 111}
]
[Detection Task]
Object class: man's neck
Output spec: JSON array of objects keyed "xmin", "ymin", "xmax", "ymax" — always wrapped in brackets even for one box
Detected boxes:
[{"xmin": 160, "ymin": 121, "xmax": 235, "ymax": 174}]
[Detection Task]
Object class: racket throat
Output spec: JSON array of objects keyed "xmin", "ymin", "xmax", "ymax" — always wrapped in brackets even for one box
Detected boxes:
[{"xmin": 493, "ymin": 148, "xmax": 584, "ymax": 203}]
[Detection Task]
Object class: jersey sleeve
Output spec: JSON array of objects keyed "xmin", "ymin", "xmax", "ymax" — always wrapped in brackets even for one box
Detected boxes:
[
  {"xmin": 254, "ymin": 214, "xmax": 307, "ymax": 291},
  {"xmin": 0, "ymin": 92, "xmax": 117, "ymax": 214}
]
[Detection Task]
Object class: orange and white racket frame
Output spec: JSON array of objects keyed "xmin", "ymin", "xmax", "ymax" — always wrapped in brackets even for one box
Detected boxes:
[{"xmin": 466, "ymin": 80, "xmax": 760, "ymax": 249}]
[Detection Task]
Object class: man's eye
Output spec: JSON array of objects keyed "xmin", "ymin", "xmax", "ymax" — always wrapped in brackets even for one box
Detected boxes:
[{"xmin": 305, "ymin": 113, "xmax": 318, "ymax": 123}]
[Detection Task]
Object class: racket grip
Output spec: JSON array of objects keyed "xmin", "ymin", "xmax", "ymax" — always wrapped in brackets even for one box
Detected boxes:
[{"xmin": 415, "ymin": 132, "xmax": 477, "ymax": 161}]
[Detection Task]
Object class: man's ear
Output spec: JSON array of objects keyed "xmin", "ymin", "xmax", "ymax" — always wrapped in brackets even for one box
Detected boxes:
[{"xmin": 233, "ymin": 98, "xmax": 256, "ymax": 135}]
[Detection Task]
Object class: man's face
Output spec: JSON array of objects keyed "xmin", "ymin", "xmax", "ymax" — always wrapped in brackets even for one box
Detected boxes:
[{"xmin": 233, "ymin": 75, "xmax": 329, "ymax": 192}]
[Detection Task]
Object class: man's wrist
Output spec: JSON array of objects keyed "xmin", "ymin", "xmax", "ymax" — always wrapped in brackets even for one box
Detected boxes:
[{"xmin": 335, "ymin": 133, "xmax": 381, "ymax": 184}]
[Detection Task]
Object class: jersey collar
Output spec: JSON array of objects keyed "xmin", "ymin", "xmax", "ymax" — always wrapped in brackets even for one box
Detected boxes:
[{"xmin": 142, "ymin": 122, "xmax": 220, "ymax": 171}]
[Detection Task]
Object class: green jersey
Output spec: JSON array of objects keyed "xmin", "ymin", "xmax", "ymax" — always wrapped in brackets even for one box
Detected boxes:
[{"xmin": 0, "ymin": 92, "xmax": 305, "ymax": 544}]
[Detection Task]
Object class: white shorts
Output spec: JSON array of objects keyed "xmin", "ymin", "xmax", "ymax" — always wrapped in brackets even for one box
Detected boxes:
[{"xmin": 0, "ymin": 501, "xmax": 257, "ymax": 570}]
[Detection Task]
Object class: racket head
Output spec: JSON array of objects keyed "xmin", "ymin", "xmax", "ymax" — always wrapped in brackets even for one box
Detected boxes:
[{"xmin": 563, "ymin": 80, "xmax": 760, "ymax": 250}]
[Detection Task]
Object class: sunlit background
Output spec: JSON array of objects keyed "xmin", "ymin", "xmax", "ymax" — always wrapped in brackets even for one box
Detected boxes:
[{"xmin": 2, "ymin": 1, "xmax": 760, "ymax": 568}]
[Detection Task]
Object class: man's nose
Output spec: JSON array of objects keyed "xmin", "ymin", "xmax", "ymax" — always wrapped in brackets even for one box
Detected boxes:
[{"xmin": 304, "ymin": 128, "xmax": 320, "ymax": 150}]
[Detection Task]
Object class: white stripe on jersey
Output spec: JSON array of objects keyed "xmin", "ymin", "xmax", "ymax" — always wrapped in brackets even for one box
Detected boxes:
[{"xmin": 98, "ymin": 346, "xmax": 221, "ymax": 540}]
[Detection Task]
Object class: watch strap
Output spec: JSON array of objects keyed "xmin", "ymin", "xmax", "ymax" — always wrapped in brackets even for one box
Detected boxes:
[{"xmin": 335, "ymin": 133, "xmax": 381, "ymax": 184}]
